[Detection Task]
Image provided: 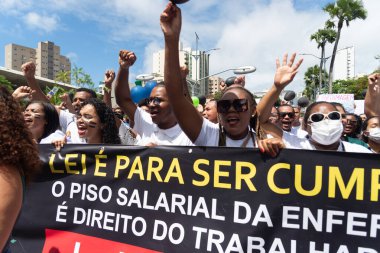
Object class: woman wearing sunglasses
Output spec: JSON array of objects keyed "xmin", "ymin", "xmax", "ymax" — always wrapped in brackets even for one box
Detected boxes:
[{"xmin": 160, "ymin": 3, "xmax": 287, "ymax": 151}]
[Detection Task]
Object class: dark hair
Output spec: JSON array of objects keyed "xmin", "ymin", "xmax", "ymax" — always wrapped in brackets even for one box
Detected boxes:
[
  {"xmin": 81, "ymin": 98, "xmax": 121, "ymax": 144},
  {"xmin": 76, "ymin": 88, "xmax": 97, "ymax": 99},
  {"xmin": 343, "ymin": 113, "xmax": 362, "ymax": 137},
  {"xmin": 276, "ymin": 104, "xmax": 294, "ymax": 113},
  {"xmin": 302, "ymin": 101, "xmax": 333, "ymax": 130},
  {"xmin": 361, "ymin": 116, "xmax": 379, "ymax": 143},
  {"xmin": 27, "ymin": 101, "xmax": 60, "ymax": 141},
  {"xmin": 0, "ymin": 86, "xmax": 41, "ymax": 183},
  {"xmin": 220, "ymin": 86, "xmax": 260, "ymax": 138},
  {"xmin": 331, "ymin": 102, "xmax": 346, "ymax": 113}
]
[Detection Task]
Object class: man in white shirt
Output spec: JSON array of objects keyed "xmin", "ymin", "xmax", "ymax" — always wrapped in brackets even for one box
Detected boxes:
[{"xmin": 115, "ymin": 50, "xmax": 193, "ymax": 146}]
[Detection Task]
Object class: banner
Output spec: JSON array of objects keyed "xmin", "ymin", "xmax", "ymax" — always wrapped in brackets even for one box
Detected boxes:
[
  {"xmin": 11, "ymin": 145, "xmax": 380, "ymax": 253},
  {"xmin": 317, "ymin": 94, "xmax": 355, "ymax": 113}
]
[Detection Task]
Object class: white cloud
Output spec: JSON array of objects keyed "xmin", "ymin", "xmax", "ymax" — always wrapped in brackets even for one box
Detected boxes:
[
  {"xmin": 23, "ymin": 12, "xmax": 59, "ymax": 33},
  {"xmin": 66, "ymin": 52, "xmax": 79, "ymax": 63}
]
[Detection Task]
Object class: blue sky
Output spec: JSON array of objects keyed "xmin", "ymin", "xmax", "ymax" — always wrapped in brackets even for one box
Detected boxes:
[{"xmin": 1, "ymin": 0, "xmax": 379, "ymax": 93}]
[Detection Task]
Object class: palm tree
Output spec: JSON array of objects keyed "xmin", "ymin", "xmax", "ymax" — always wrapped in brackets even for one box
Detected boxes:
[
  {"xmin": 310, "ymin": 27, "xmax": 336, "ymax": 92},
  {"xmin": 323, "ymin": 0, "xmax": 367, "ymax": 93}
]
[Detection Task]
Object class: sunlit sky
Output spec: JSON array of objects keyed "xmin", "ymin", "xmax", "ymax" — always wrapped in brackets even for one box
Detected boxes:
[{"xmin": 1, "ymin": 0, "xmax": 379, "ymax": 93}]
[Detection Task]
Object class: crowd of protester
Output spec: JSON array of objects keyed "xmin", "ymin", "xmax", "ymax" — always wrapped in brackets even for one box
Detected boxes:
[{"xmin": 1, "ymin": 2, "xmax": 380, "ymax": 252}]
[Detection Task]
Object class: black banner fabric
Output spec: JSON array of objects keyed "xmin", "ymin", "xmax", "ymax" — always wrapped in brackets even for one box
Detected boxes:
[{"xmin": 11, "ymin": 145, "xmax": 380, "ymax": 253}]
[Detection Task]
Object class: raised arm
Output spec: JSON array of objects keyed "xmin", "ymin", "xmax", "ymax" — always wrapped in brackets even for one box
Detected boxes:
[
  {"xmin": 180, "ymin": 65, "xmax": 192, "ymax": 103},
  {"xmin": 115, "ymin": 50, "xmax": 137, "ymax": 122},
  {"xmin": 161, "ymin": 2, "xmax": 203, "ymax": 142},
  {"xmin": 257, "ymin": 53, "xmax": 303, "ymax": 137},
  {"xmin": 21, "ymin": 62, "xmax": 49, "ymax": 102},
  {"xmin": 257, "ymin": 53, "xmax": 303, "ymax": 123},
  {"xmin": 103, "ymin": 69, "xmax": 115, "ymax": 108},
  {"xmin": 12, "ymin": 86, "xmax": 35, "ymax": 102},
  {"xmin": 365, "ymin": 73, "xmax": 380, "ymax": 117}
]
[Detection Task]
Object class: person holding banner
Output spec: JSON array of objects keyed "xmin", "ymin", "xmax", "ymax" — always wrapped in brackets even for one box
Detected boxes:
[
  {"xmin": 0, "ymin": 86, "xmax": 41, "ymax": 252},
  {"xmin": 257, "ymin": 59, "xmax": 371, "ymax": 153},
  {"xmin": 159, "ymin": 2, "xmax": 284, "ymax": 154},
  {"xmin": 115, "ymin": 50, "xmax": 193, "ymax": 146},
  {"xmin": 53, "ymin": 98, "xmax": 121, "ymax": 148}
]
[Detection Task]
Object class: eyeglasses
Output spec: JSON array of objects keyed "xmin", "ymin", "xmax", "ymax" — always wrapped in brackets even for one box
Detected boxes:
[
  {"xmin": 217, "ymin": 99, "xmax": 248, "ymax": 113},
  {"xmin": 145, "ymin": 97, "xmax": 165, "ymax": 106},
  {"xmin": 308, "ymin": 111, "xmax": 341, "ymax": 123},
  {"xmin": 278, "ymin": 112, "xmax": 295, "ymax": 118}
]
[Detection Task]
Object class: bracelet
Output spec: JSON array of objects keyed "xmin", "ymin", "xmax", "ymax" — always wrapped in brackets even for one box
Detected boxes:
[{"xmin": 103, "ymin": 86, "xmax": 111, "ymax": 93}]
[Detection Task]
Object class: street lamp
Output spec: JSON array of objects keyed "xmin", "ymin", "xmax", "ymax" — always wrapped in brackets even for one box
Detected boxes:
[{"xmin": 375, "ymin": 55, "xmax": 380, "ymax": 70}]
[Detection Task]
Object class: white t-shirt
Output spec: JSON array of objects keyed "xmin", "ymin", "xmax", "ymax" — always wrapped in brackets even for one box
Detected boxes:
[
  {"xmin": 133, "ymin": 107, "xmax": 193, "ymax": 146},
  {"xmin": 282, "ymin": 131, "xmax": 371, "ymax": 153},
  {"xmin": 59, "ymin": 110, "xmax": 75, "ymax": 134},
  {"xmin": 195, "ymin": 118, "xmax": 256, "ymax": 147},
  {"xmin": 291, "ymin": 126, "xmax": 308, "ymax": 138}
]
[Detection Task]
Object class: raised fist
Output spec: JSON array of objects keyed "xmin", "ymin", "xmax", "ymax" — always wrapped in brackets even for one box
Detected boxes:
[
  {"xmin": 21, "ymin": 61, "xmax": 36, "ymax": 79},
  {"xmin": 104, "ymin": 69, "xmax": 115, "ymax": 87},
  {"xmin": 119, "ymin": 50, "xmax": 136, "ymax": 69}
]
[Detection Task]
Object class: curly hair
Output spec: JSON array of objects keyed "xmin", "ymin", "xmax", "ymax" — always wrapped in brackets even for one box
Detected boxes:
[
  {"xmin": 26, "ymin": 101, "xmax": 60, "ymax": 142},
  {"xmin": 0, "ymin": 86, "xmax": 41, "ymax": 183},
  {"xmin": 82, "ymin": 98, "xmax": 121, "ymax": 144}
]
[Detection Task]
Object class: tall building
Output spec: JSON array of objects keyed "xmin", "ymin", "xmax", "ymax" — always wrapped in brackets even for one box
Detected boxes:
[
  {"xmin": 152, "ymin": 42, "xmax": 210, "ymax": 96},
  {"xmin": 5, "ymin": 41, "xmax": 71, "ymax": 82},
  {"xmin": 333, "ymin": 46, "xmax": 355, "ymax": 81},
  {"xmin": 208, "ymin": 76, "xmax": 223, "ymax": 96}
]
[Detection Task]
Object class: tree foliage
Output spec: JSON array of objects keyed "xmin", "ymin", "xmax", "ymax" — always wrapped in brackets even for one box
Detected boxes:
[
  {"xmin": 323, "ymin": 0, "xmax": 367, "ymax": 93},
  {"xmin": 303, "ymin": 65, "xmax": 328, "ymax": 101},
  {"xmin": 0, "ymin": 75, "xmax": 14, "ymax": 92}
]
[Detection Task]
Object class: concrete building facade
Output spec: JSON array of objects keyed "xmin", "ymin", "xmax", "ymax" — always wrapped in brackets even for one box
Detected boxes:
[
  {"xmin": 5, "ymin": 41, "xmax": 71, "ymax": 82},
  {"xmin": 208, "ymin": 76, "xmax": 223, "ymax": 96},
  {"xmin": 152, "ymin": 42, "xmax": 210, "ymax": 96},
  {"xmin": 333, "ymin": 46, "xmax": 355, "ymax": 81}
]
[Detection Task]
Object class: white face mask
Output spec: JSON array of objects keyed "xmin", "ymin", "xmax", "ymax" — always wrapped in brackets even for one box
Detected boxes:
[
  {"xmin": 368, "ymin": 128, "xmax": 380, "ymax": 143},
  {"xmin": 310, "ymin": 119, "xmax": 343, "ymax": 145}
]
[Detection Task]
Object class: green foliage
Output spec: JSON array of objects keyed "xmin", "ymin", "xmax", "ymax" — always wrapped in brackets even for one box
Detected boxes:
[
  {"xmin": 213, "ymin": 91, "xmax": 223, "ymax": 100},
  {"xmin": 310, "ymin": 28, "xmax": 336, "ymax": 49},
  {"xmin": 323, "ymin": 0, "xmax": 367, "ymax": 92},
  {"xmin": 55, "ymin": 65, "xmax": 95, "ymax": 92},
  {"xmin": 71, "ymin": 65, "xmax": 95, "ymax": 90},
  {"xmin": 303, "ymin": 65, "xmax": 328, "ymax": 101},
  {"xmin": 322, "ymin": 76, "xmax": 368, "ymax": 99},
  {"xmin": 0, "ymin": 75, "xmax": 14, "ymax": 92}
]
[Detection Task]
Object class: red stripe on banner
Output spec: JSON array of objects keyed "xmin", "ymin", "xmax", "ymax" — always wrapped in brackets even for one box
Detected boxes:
[{"xmin": 42, "ymin": 229, "xmax": 162, "ymax": 253}]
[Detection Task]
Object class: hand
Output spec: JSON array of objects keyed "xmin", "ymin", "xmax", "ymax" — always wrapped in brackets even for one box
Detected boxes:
[
  {"xmin": 12, "ymin": 86, "xmax": 35, "ymax": 101},
  {"xmin": 52, "ymin": 136, "xmax": 67, "ymax": 151},
  {"xmin": 119, "ymin": 50, "xmax": 137, "ymax": 70},
  {"xmin": 104, "ymin": 69, "xmax": 115, "ymax": 88},
  {"xmin": 368, "ymin": 73, "xmax": 380, "ymax": 94},
  {"xmin": 160, "ymin": 2, "xmax": 182, "ymax": 40},
  {"xmin": 234, "ymin": 75, "xmax": 245, "ymax": 87},
  {"xmin": 258, "ymin": 138, "xmax": 285, "ymax": 158},
  {"xmin": 59, "ymin": 93, "xmax": 71, "ymax": 105},
  {"xmin": 219, "ymin": 80, "xmax": 226, "ymax": 91},
  {"xmin": 273, "ymin": 53, "xmax": 303, "ymax": 89},
  {"xmin": 21, "ymin": 61, "xmax": 36, "ymax": 80},
  {"xmin": 180, "ymin": 65, "xmax": 189, "ymax": 79}
]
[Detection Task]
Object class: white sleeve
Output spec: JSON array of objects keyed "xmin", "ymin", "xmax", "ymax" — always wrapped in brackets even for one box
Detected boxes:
[
  {"xmin": 59, "ymin": 110, "xmax": 75, "ymax": 133},
  {"xmin": 194, "ymin": 118, "xmax": 220, "ymax": 146},
  {"xmin": 119, "ymin": 123, "xmax": 137, "ymax": 145},
  {"xmin": 133, "ymin": 107, "xmax": 153, "ymax": 136}
]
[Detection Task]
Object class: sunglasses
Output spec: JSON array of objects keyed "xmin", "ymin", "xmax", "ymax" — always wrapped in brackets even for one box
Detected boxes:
[
  {"xmin": 145, "ymin": 97, "xmax": 165, "ymax": 106},
  {"xmin": 217, "ymin": 99, "xmax": 248, "ymax": 113},
  {"xmin": 308, "ymin": 111, "xmax": 341, "ymax": 123},
  {"xmin": 278, "ymin": 112, "xmax": 295, "ymax": 118}
]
